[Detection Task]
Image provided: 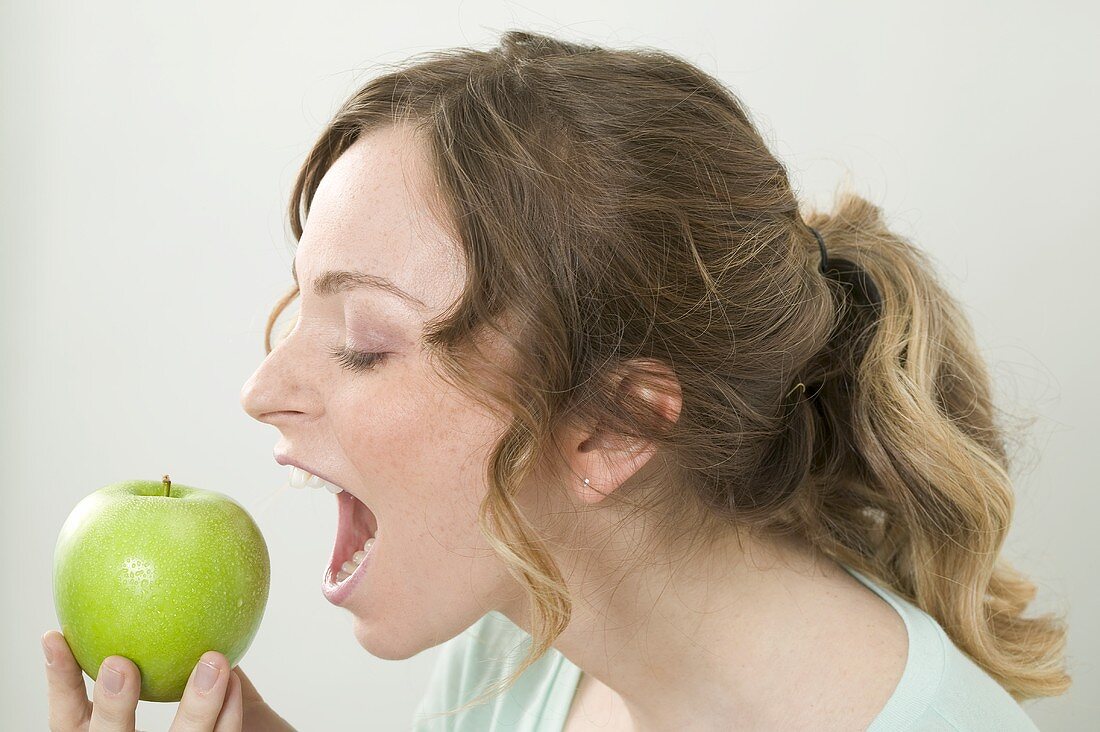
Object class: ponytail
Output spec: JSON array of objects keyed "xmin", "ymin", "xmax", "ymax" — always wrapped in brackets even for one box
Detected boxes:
[{"xmin": 781, "ymin": 190, "xmax": 1070, "ymax": 701}]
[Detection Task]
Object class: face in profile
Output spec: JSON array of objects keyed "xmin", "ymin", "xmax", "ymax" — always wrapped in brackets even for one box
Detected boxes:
[{"xmin": 239, "ymin": 124, "xmax": 523, "ymax": 659}]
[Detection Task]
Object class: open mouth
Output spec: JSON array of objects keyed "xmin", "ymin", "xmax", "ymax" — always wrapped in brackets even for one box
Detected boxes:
[{"xmin": 323, "ymin": 488, "xmax": 379, "ymax": 603}]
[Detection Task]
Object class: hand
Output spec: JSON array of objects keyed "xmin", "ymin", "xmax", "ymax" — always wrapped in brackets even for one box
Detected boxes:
[{"xmin": 43, "ymin": 630, "xmax": 296, "ymax": 731}]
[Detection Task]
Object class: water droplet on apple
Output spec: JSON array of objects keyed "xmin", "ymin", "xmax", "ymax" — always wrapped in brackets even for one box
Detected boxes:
[{"xmin": 122, "ymin": 557, "xmax": 155, "ymax": 593}]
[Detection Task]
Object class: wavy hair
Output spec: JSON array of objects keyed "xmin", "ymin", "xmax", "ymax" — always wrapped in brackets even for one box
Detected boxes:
[{"xmin": 262, "ymin": 29, "xmax": 1070, "ymax": 717}]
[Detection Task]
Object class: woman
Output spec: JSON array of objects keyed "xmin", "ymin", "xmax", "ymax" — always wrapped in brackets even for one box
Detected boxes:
[{"xmin": 43, "ymin": 29, "xmax": 1069, "ymax": 731}]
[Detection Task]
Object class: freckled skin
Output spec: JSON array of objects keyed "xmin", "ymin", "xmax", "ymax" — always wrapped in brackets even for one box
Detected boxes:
[
  {"xmin": 239, "ymin": 124, "xmax": 520, "ymax": 661},
  {"xmin": 52, "ymin": 479, "xmax": 270, "ymax": 701}
]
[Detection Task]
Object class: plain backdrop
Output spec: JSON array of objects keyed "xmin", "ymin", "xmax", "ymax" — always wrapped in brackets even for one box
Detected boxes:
[{"xmin": 2, "ymin": 1, "xmax": 1097, "ymax": 729}]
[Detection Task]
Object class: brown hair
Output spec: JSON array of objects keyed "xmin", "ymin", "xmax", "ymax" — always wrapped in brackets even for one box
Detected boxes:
[{"xmin": 262, "ymin": 29, "xmax": 1070, "ymax": 717}]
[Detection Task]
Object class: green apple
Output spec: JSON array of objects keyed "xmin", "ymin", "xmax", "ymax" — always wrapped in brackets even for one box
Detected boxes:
[{"xmin": 52, "ymin": 475, "xmax": 270, "ymax": 702}]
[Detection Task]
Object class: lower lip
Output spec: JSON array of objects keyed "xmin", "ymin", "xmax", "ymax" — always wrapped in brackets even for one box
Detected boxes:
[
  {"xmin": 321, "ymin": 548, "xmax": 374, "ymax": 606},
  {"xmin": 321, "ymin": 491, "xmax": 378, "ymax": 606}
]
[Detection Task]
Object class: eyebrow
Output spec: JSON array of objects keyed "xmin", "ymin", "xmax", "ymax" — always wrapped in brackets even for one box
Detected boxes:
[{"xmin": 292, "ymin": 259, "xmax": 427, "ymax": 311}]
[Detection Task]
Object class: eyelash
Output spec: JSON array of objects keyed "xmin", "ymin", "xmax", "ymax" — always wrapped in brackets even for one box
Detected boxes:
[{"xmin": 328, "ymin": 344, "xmax": 387, "ymax": 372}]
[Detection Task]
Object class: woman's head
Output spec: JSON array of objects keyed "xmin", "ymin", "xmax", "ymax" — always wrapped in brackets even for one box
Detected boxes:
[{"xmin": 241, "ymin": 29, "xmax": 1069, "ymax": 711}]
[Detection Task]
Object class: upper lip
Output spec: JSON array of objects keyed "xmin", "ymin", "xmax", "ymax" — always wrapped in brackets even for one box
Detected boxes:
[{"xmin": 274, "ymin": 452, "xmax": 350, "ymax": 493}]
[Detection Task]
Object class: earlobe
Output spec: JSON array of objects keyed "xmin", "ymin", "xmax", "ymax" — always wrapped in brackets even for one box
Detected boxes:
[
  {"xmin": 573, "ymin": 439, "xmax": 659, "ymax": 506},
  {"xmin": 576, "ymin": 474, "xmax": 612, "ymax": 505}
]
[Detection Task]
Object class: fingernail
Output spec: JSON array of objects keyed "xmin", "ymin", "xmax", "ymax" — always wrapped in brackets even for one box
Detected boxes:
[
  {"xmin": 103, "ymin": 664, "xmax": 125, "ymax": 695},
  {"xmin": 41, "ymin": 635, "xmax": 54, "ymax": 666},
  {"xmin": 194, "ymin": 660, "xmax": 220, "ymax": 693}
]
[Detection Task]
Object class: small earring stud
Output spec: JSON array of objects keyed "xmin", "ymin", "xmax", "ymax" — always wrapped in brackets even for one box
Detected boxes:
[{"xmin": 582, "ymin": 478, "xmax": 590, "ymax": 486}]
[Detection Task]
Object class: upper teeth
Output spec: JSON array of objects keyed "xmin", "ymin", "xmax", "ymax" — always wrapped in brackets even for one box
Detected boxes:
[{"xmin": 288, "ymin": 466, "xmax": 343, "ymax": 493}]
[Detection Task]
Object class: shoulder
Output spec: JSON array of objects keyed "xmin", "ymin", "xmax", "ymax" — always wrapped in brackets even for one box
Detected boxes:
[
  {"xmin": 913, "ymin": 641, "xmax": 1040, "ymax": 731},
  {"xmin": 842, "ymin": 565, "xmax": 1040, "ymax": 732}
]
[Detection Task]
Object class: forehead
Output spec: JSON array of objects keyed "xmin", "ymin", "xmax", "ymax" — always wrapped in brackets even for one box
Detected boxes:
[{"xmin": 295, "ymin": 125, "xmax": 464, "ymax": 315}]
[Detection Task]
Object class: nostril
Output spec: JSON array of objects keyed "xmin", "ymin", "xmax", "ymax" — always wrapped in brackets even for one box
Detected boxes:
[{"xmin": 258, "ymin": 410, "xmax": 309, "ymax": 425}]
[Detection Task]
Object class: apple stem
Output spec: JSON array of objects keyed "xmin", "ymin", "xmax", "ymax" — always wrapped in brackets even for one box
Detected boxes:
[{"xmin": 162, "ymin": 474, "xmax": 172, "ymax": 498}]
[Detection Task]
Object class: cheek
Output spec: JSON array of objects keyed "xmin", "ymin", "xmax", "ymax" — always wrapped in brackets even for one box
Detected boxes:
[
  {"xmin": 336, "ymin": 380, "xmax": 520, "ymax": 648},
  {"xmin": 331, "ymin": 369, "xmax": 510, "ymax": 582},
  {"xmin": 331, "ymin": 367, "xmax": 503, "ymax": 503}
]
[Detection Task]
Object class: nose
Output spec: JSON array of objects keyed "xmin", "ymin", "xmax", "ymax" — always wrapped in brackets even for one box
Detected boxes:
[
  {"xmin": 239, "ymin": 369, "xmax": 272, "ymax": 422},
  {"xmin": 239, "ymin": 342, "xmax": 316, "ymax": 425}
]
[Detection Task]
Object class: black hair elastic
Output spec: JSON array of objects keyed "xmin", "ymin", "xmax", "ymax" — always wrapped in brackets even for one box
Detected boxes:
[
  {"xmin": 809, "ymin": 225, "xmax": 883, "ymax": 310},
  {"xmin": 809, "ymin": 226, "xmax": 828, "ymax": 274},
  {"xmin": 788, "ymin": 227, "xmax": 833, "ymax": 408}
]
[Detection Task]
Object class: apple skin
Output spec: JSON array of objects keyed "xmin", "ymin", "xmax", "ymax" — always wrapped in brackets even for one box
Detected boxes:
[{"xmin": 52, "ymin": 478, "xmax": 270, "ymax": 702}]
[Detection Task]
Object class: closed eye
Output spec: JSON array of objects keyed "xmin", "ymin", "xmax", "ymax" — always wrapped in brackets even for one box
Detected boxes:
[{"xmin": 329, "ymin": 344, "xmax": 387, "ymax": 372}]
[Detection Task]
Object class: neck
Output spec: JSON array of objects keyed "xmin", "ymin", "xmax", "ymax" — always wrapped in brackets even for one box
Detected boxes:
[{"xmin": 501, "ymin": 525, "xmax": 867, "ymax": 729}]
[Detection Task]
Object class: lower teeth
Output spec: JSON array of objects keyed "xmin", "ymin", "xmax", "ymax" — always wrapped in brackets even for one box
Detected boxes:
[{"xmin": 335, "ymin": 537, "xmax": 375, "ymax": 582}]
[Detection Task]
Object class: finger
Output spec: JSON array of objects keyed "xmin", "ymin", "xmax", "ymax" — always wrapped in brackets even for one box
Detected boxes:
[
  {"xmin": 212, "ymin": 671, "xmax": 243, "ymax": 732},
  {"xmin": 43, "ymin": 630, "xmax": 92, "ymax": 731},
  {"xmin": 89, "ymin": 655, "xmax": 140, "ymax": 732},
  {"xmin": 168, "ymin": 651, "xmax": 230, "ymax": 732},
  {"xmin": 231, "ymin": 667, "xmax": 266, "ymax": 708}
]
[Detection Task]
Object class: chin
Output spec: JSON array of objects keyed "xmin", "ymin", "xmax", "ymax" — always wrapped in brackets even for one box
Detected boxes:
[{"xmin": 351, "ymin": 615, "xmax": 422, "ymax": 661}]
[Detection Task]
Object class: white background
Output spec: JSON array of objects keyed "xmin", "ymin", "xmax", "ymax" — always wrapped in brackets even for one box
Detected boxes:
[{"xmin": 2, "ymin": 1, "xmax": 1097, "ymax": 729}]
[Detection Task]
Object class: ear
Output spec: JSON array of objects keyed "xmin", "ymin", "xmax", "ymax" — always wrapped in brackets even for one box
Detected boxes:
[{"xmin": 563, "ymin": 358, "xmax": 682, "ymax": 506}]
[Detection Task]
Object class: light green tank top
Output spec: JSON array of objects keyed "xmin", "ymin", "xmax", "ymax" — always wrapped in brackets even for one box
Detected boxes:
[{"xmin": 411, "ymin": 563, "xmax": 1040, "ymax": 730}]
